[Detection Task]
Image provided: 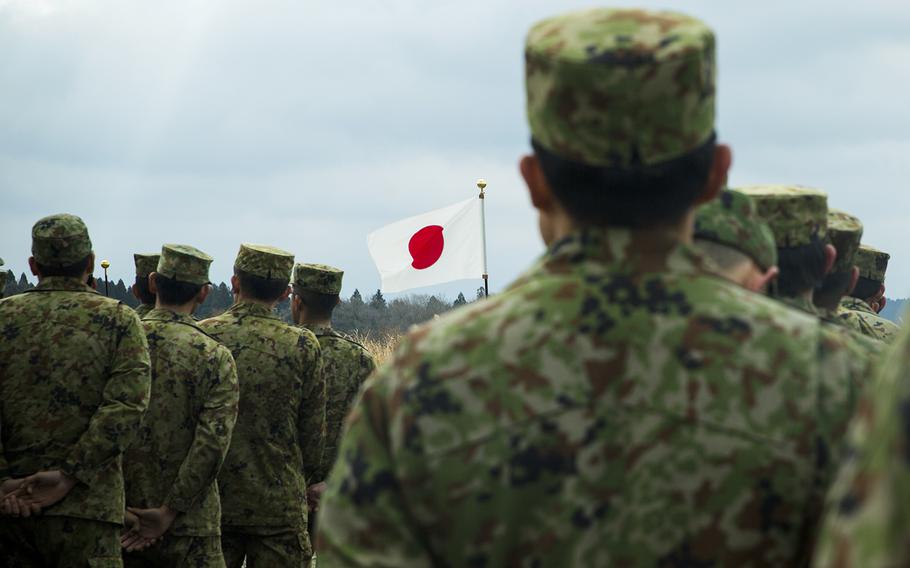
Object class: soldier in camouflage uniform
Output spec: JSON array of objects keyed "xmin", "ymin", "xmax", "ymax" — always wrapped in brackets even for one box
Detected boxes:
[
  {"xmin": 693, "ymin": 188, "xmax": 779, "ymax": 292},
  {"xmin": 814, "ymin": 324, "xmax": 910, "ymax": 566},
  {"xmin": 317, "ymin": 9, "xmax": 874, "ymax": 566},
  {"xmin": 738, "ymin": 185, "xmax": 835, "ymax": 317},
  {"xmin": 132, "ymin": 253, "xmax": 160, "ymax": 318},
  {"xmin": 0, "ymin": 214, "xmax": 151, "ymax": 566},
  {"xmin": 200, "ymin": 244, "xmax": 325, "ymax": 568},
  {"xmin": 121, "ymin": 244, "xmax": 239, "ymax": 567},
  {"xmin": 813, "ymin": 210, "xmax": 863, "ymax": 325},
  {"xmin": 837, "ymin": 245, "xmax": 900, "ymax": 343},
  {"xmin": 290, "ymin": 263, "xmax": 377, "ymax": 538}
]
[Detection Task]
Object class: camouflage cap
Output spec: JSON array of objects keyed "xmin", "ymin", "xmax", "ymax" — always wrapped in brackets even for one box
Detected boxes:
[
  {"xmin": 826, "ymin": 210, "xmax": 863, "ymax": 274},
  {"xmin": 31, "ymin": 213, "xmax": 93, "ymax": 265},
  {"xmin": 525, "ymin": 8, "xmax": 715, "ymax": 167},
  {"xmin": 156, "ymin": 244, "xmax": 213, "ymax": 285},
  {"xmin": 856, "ymin": 244, "xmax": 890, "ymax": 282},
  {"xmin": 694, "ymin": 189, "xmax": 777, "ymax": 270},
  {"xmin": 736, "ymin": 185, "xmax": 828, "ymax": 248},
  {"xmin": 234, "ymin": 243, "xmax": 294, "ymax": 281},
  {"xmin": 133, "ymin": 253, "xmax": 161, "ymax": 278},
  {"xmin": 293, "ymin": 263, "xmax": 343, "ymax": 295}
]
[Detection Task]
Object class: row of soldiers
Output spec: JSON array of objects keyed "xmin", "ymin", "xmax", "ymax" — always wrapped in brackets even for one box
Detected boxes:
[
  {"xmin": 2, "ymin": 6, "xmax": 910, "ymax": 568},
  {"xmin": 0, "ymin": 221, "xmax": 376, "ymax": 566}
]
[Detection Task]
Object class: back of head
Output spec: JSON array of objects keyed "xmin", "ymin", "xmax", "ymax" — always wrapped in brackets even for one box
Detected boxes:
[
  {"xmin": 233, "ymin": 243, "xmax": 294, "ymax": 303},
  {"xmin": 525, "ymin": 8, "xmax": 717, "ymax": 227},
  {"xmin": 815, "ymin": 210, "xmax": 863, "ymax": 310},
  {"xmin": 694, "ymin": 189, "xmax": 777, "ymax": 275},
  {"xmin": 292, "ymin": 263, "xmax": 343, "ymax": 321},
  {"xmin": 31, "ymin": 213, "xmax": 93, "ymax": 277},
  {"xmin": 155, "ymin": 244, "xmax": 212, "ymax": 305},
  {"xmin": 738, "ymin": 185, "xmax": 828, "ymax": 297},
  {"xmin": 850, "ymin": 244, "xmax": 890, "ymax": 301},
  {"xmin": 133, "ymin": 252, "xmax": 160, "ymax": 305}
]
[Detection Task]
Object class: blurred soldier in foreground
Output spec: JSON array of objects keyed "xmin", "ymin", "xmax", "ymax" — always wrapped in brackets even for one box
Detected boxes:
[
  {"xmin": 693, "ymin": 188, "xmax": 779, "ymax": 292},
  {"xmin": 814, "ymin": 324, "xmax": 910, "ymax": 566},
  {"xmin": 290, "ymin": 263, "xmax": 376, "ymax": 539},
  {"xmin": 0, "ymin": 213, "xmax": 151, "ymax": 565},
  {"xmin": 838, "ymin": 245, "xmax": 900, "ymax": 343},
  {"xmin": 813, "ymin": 210, "xmax": 863, "ymax": 324},
  {"xmin": 121, "ymin": 244, "xmax": 239, "ymax": 567},
  {"xmin": 200, "ymin": 244, "xmax": 325, "ymax": 568},
  {"xmin": 132, "ymin": 253, "xmax": 160, "ymax": 318},
  {"xmin": 317, "ymin": 9, "xmax": 872, "ymax": 566},
  {"xmin": 739, "ymin": 185, "xmax": 835, "ymax": 316}
]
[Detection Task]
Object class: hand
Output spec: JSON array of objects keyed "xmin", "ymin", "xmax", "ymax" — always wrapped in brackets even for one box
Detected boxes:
[
  {"xmin": 0, "ymin": 478, "xmax": 36, "ymax": 518},
  {"xmin": 307, "ymin": 481, "xmax": 327, "ymax": 513},
  {"xmin": 121, "ymin": 505, "xmax": 178, "ymax": 552},
  {"xmin": 0, "ymin": 478, "xmax": 24, "ymax": 499},
  {"xmin": 1, "ymin": 471, "xmax": 76, "ymax": 517}
]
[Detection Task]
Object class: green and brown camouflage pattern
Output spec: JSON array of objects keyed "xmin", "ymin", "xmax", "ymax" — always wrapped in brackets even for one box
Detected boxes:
[
  {"xmin": 738, "ymin": 185, "xmax": 828, "ymax": 247},
  {"xmin": 124, "ymin": 534, "xmax": 224, "ymax": 568},
  {"xmin": 124, "ymin": 308, "xmax": 239, "ymax": 537},
  {"xmin": 156, "ymin": 244, "xmax": 213, "ymax": 286},
  {"xmin": 694, "ymin": 189, "xmax": 777, "ymax": 270},
  {"xmin": 293, "ymin": 263, "xmax": 343, "ymax": 295},
  {"xmin": 135, "ymin": 303, "xmax": 155, "ymax": 318},
  {"xmin": 838, "ymin": 297, "xmax": 900, "ymax": 344},
  {"xmin": 303, "ymin": 324, "xmax": 376, "ymax": 482},
  {"xmin": 234, "ymin": 243, "xmax": 294, "ymax": 281},
  {"xmin": 134, "ymin": 253, "xmax": 161, "ymax": 278},
  {"xmin": 526, "ymin": 8, "xmax": 715, "ymax": 167},
  {"xmin": 200, "ymin": 302, "xmax": 325, "ymax": 531},
  {"xmin": 0, "ymin": 276, "xmax": 151, "ymax": 524},
  {"xmin": 855, "ymin": 244, "xmax": 890, "ymax": 282},
  {"xmin": 222, "ymin": 527, "xmax": 312, "ymax": 567},
  {"xmin": 317, "ymin": 226, "xmax": 873, "ymax": 566},
  {"xmin": 826, "ymin": 210, "xmax": 863, "ymax": 274},
  {"xmin": 31, "ymin": 213, "xmax": 93, "ymax": 265},
  {"xmin": 813, "ymin": 324, "xmax": 910, "ymax": 566},
  {"xmin": 0, "ymin": 516, "xmax": 121, "ymax": 566}
]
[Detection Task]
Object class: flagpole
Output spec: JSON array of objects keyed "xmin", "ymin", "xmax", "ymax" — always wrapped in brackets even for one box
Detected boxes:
[
  {"xmin": 477, "ymin": 179, "xmax": 489, "ymax": 298},
  {"xmin": 101, "ymin": 259, "xmax": 110, "ymax": 297}
]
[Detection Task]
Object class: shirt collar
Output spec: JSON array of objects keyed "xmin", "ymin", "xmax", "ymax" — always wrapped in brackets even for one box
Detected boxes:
[
  {"xmin": 142, "ymin": 308, "xmax": 199, "ymax": 327},
  {"xmin": 840, "ymin": 296, "xmax": 876, "ymax": 315},
  {"xmin": 33, "ymin": 276, "xmax": 97, "ymax": 293},
  {"xmin": 226, "ymin": 301, "xmax": 280, "ymax": 320}
]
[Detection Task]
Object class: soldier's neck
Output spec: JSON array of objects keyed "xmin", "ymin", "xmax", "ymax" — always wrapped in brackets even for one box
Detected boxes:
[
  {"xmin": 301, "ymin": 316, "xmax": 332, "ymax": 328},
  {"xmin": 561, "ymin": 210, "xmax": 696, "ymax": 245},
  {"xmin": 155, "ymin": 300, "xmax": 195, "ymax": 315},
  {"xmin": 236, "ymin": 294, "xmax": 279, "ymax": 309}
]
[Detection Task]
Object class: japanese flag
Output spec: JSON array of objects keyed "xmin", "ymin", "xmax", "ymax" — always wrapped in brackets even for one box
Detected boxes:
[{"xmin": 367, "ymin": 197, "xmax": 485, "ymax": 293}]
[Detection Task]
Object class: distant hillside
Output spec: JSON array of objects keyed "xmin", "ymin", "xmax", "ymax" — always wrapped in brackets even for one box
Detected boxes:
[{"xmin": 882, "ymin": 298, "xmax": 906, "ymax": 323}]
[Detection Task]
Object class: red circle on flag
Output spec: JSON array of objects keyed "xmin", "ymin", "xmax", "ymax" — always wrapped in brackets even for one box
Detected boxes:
[{"xmin": 409, "ymin": 225, "xmax": 444, "ymax": 270}]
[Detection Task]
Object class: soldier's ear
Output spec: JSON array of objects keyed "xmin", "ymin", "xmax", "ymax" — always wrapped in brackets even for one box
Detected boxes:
[
  {"xmin": 846, "ymin": 267, "xmax": 860, "ymax": 297},
  {"xmin": 196, "ymin": 284, "xmax": 211, "ymax": 305},
  {"xmin": 822, "ymin": 244, "xmax": 837, "ymax": 277},
  {"xmin": 28, "ymin": 257, "xmax": 40, "ymax": 277},
  {"xmin": 278, "ymin": 285, "xmax": 291, "ymax": 302},
  {"xmin": 520, "ymin": 154, "xmax": 554, "ymax": 212},
  {"xmin": 695, "ymin": 144, "xmax": 732, "ymax": 206},
  {"xmin": 750, "ymin": 265, "xmax": 779, "ymax": 294},
  {"xmin": 148, "ymin": 273, "xmax": 159, "ymax": 295}
]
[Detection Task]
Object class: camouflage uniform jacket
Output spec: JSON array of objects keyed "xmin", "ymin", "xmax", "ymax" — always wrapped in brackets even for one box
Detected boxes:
[
  {"xmin": 814, "ymin": 324, "xmax": 910, "ymax": 567},
  {"xmin": 318, "ymin": 227, "xmax": 873, "ymax": 567},
  {"xmin": 135, "ymin": 303, "xmax": 155, "ymax": 319},
  {"xmin": 200, "ymin": 302, "xmax": 325, "ymax": 528},
  {"xmin": 838, "ymin": 297, "xmax": 900, "ymax": 344},
  {"xmin": 779, "ymin": 294, "xmax": 822, "ymax": 317},
  {"xmin": 124, "ymin": 308, "xmax": 239, "ymax": 536},
  {"xmin": 0, "ymin": 276, "xmax": 151, "ymax": 524},
  {"xmin": 303, "ymin": 324, "xmax": 377, "ymax": 483}
]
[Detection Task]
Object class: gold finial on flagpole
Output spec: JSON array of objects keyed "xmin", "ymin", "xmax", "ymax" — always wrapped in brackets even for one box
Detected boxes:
[
  {"xmin": 100, "ymin": 260, "xmax": 110, "ymax": 296},
  {"xmin": 477, "ymin": 178, "xmax": 487, "ymax": 198}
]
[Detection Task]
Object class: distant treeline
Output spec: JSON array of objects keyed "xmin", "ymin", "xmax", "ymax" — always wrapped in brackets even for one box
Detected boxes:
[{"xmin": 1, "ymin": 272, "xmax": 484, "ymax": 334}]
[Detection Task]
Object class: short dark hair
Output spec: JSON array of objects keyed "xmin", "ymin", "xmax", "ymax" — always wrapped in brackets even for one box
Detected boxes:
[
  {"xmin": 775, "ymin": 236, "xmax": 828, "ymax": 298},
  {"xmin": 851, "ymin": 276, "xmax": 882, "ymax": 302},
  {"xmin": 813, "ymin": 270, "xmax": 853, "ymax": 311},
  {"xmin": 36, "ymin": 255, "xmax": 91, "ymax": 278},
  {"xmin": 155, "ymin": 274, "xmax": 203, "ymax": 306},
  {"xmin": 532, "ymin": 134, "xmax": 716, "ymax": 228},
  {"xmin": 293, "ymin": 287, "xmax": 339, "ymax": 320},
  {"xmin": 235, "ymin": 269, "xmax": 288, "ymax": 303},
  {"xmin": 134, "ymin": 276, "xmax": 156, "ymax": 305}
]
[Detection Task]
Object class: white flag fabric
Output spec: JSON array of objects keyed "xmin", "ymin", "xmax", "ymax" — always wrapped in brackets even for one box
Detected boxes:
[{"xmin": 367, "ymin": 197, "xmax": 485, "ymax": 293}]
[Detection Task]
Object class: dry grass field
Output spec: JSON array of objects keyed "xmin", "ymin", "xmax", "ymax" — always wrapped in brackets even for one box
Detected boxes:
[{"xmin": 351, "ymin": 330, "xmax": 402, "ymax": 366}]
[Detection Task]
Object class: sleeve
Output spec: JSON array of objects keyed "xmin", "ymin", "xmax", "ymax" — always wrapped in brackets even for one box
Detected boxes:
[
  {"xmin": 62, "ymin": 308, "xmax": 151, "ymax": 486},
  {"xmin": 299, "ymin": 333, "xmax": 327, "ymax": 484},
  {"xmin": 165, "ymin": 346, "xmax": 240, "ymax": 511},
  {"xmin": 814, "ymin": 325, "xmax": 910, "ymax": 567},
  {"xmin": 316, "ymin": 363, "xmax": 436, "ymax": 567}
]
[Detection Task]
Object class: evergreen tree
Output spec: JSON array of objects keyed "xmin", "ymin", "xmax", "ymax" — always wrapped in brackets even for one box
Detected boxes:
[
  {"xmin": 369, "ymin": 289, "xmax": 386, "ymax": 310},
  {"xmin": 350, "ymin": 289, "xmax": 364, "ymax": 305},
  {"xmin": 476, "ymin": 286, "xmax": 486, "ymax": 300},
  {"xmin": 453, "ymin": 292, "xmax": 467, "ymax": 307}
]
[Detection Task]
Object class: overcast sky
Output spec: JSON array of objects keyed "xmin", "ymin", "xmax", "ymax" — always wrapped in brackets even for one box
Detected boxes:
[{"xmin": 2, "ymin": 0, "xmax": 908, "ymax": 300}]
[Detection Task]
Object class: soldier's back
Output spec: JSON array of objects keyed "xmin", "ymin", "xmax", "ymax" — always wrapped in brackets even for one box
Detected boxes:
[
  {"xmin": 306, "ymin": 325, "xmax": 376, "ymax": 481},
  {"xmin": 0, "ymin": 276, "xmax": 150, "ymax": 523},
  {"xmin": 319, "ymin": 228, "xmax": 870, "ymax": 566},
  {"xmin": 838, "ymin": 297, "xmax": 900, "ymax": 343},
  {"xmin": 124, "ymin": 308, "xmax": 238, "ymax": 536},
  {"xmin": 200, "ymin": 302, "xmax": 322, "ymax": 528}
]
